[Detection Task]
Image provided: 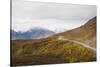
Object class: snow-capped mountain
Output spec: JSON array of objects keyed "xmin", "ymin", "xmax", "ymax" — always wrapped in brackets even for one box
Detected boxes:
[{"xmin": 11, "ymin": 27, "xmax": 55, "ymax": 40}]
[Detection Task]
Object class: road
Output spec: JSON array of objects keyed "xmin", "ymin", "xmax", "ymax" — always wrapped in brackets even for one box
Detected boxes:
[
  {"xmin": 58, "ymin": 36, "xmax": 96, "ymax": 52},
  {"xmin": 69, "ymin": 40, "xmax": 96, "ymax": 51}
]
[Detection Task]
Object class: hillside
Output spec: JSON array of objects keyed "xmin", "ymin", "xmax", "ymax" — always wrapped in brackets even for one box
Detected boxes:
[
  {"xmin": 11, "ymin": 17, "xmax": 96, "ymax": 66},
  {"xmin": 54, "ymin": 17, "xmax": 96, "ymax": 48},
  {"xmin": 11, "ymin": 38, "xmax": 96, "ymax": 66}
]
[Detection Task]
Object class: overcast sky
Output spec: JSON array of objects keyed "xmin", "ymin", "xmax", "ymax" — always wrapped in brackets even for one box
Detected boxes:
[{"xmin": 12, "ymin": 0, "xmax": 96, "ymax": 33}]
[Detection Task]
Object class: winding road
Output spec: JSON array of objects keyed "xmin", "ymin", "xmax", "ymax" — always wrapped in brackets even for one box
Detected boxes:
[{"xmin": 58, "ymin": 36, "xmax": 96, "ymax": 52}]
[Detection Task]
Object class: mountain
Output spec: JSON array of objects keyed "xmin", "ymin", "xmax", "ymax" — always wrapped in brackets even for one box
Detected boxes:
[
  {"xmin": 11, "ymin": 27, "xmax": 55, "ymax": 40},
  {"xmin": 55, "ymin": 17, "xmax": 96, "ymax": 48},
  {"xmin": 11, "ymin": 17, "xmax": 96, "ymax": 66},
  {"xmin": 11, "ymin": 29, "xmax": 19, "ymax": 40}
]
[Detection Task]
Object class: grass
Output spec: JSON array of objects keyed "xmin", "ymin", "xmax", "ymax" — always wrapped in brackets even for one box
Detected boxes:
[{"xmin": 11, "ymin": 38, "xmax": 96, "ymax": 66}]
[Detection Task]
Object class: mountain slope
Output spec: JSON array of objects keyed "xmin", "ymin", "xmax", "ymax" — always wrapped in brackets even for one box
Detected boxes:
[
  {"xmin": 11, "ymin": 38, "xmax": 96, "ymax": 66},
  {"xmin": 55, "ymin": 17, "xmax": 96, "ymax": 48}
]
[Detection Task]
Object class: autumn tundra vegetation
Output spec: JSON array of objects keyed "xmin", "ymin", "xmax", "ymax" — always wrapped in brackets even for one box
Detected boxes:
[{"xmin": 11, "ymin": 17, "xmax": 96, "ymax": 66}]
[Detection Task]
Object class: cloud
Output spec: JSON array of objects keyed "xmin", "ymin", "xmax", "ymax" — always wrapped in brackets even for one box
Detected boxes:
[
  {"xmin": 12, "ymin": 19, "xmax": 88, "ymax": 32},
  {"xmin": 12, "ymin": 0, "xmax": 96, "ymax": 32}
]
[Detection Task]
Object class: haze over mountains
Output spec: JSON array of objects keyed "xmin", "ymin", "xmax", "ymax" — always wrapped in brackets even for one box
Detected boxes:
[{"xmin": 11, "ymin": 27, "xmax": 55, "ymax": 40}]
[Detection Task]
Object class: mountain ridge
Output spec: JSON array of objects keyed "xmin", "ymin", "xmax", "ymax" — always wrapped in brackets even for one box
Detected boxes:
[{"xmin": 11, "ymin": 27, "xmax": 55, "ymax": 40}]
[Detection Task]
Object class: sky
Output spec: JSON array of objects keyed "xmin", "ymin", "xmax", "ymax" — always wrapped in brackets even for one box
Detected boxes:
[{"xmin": 12, "ymin": 0, "xmax": 96, "ymax": 33}]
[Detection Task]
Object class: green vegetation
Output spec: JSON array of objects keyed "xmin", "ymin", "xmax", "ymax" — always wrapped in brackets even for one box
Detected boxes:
[{"xmin": 11, "ymin": 38, "xmax": 96, "ymax": 66}]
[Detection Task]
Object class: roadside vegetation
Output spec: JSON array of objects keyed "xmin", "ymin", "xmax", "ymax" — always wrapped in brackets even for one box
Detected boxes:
[{"xmin": 11, "ymin": 38, "xmax": 96, "ymax": 66}]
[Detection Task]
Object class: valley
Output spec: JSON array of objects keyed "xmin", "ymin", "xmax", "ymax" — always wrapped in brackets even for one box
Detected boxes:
[{"xmin": 11, "ymin": 17, "xmax": 96, "ymax": 66}]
